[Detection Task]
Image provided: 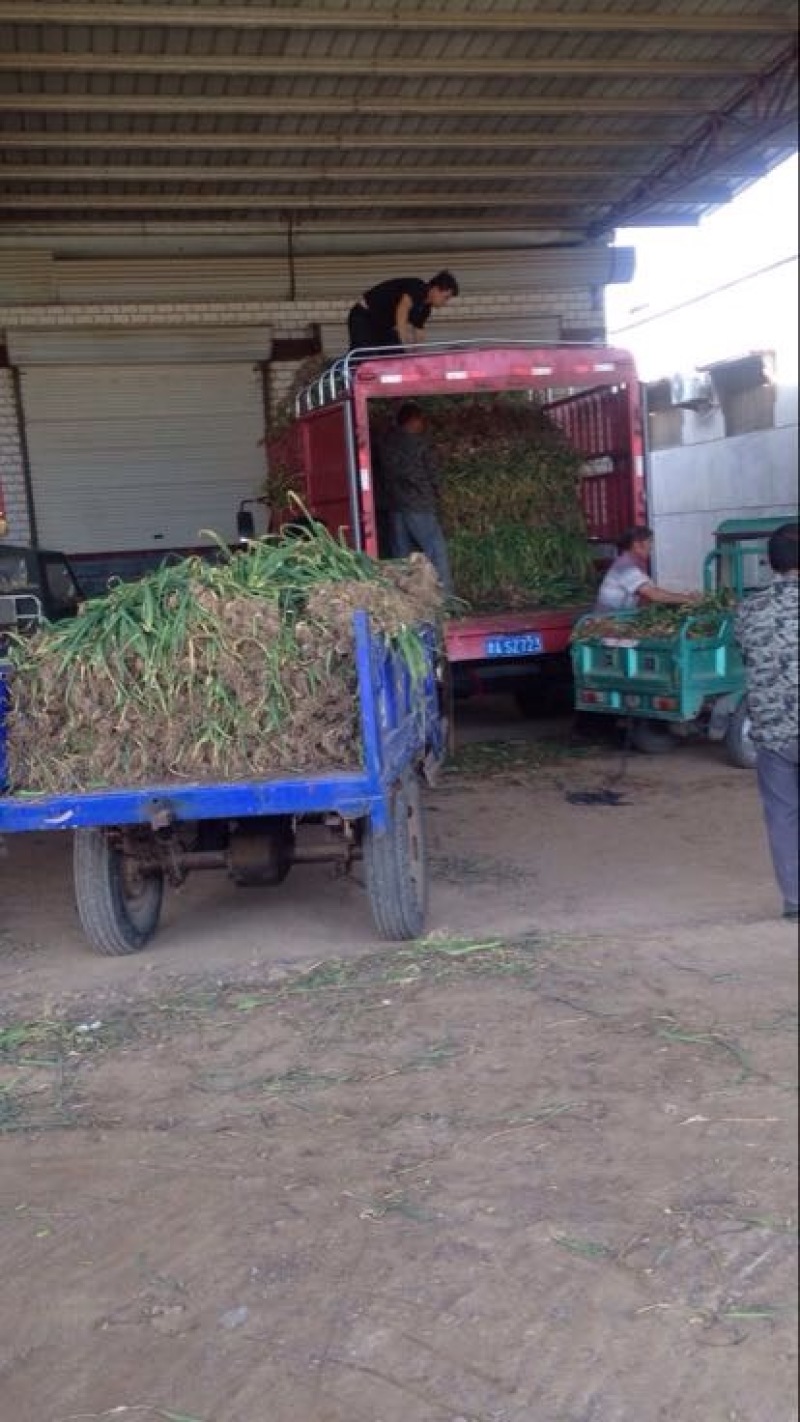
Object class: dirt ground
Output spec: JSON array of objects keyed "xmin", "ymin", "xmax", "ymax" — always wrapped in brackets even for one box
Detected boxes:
[{"xmin": 1, "ymin": 708, "xmax": 797, "ymax": 1422}]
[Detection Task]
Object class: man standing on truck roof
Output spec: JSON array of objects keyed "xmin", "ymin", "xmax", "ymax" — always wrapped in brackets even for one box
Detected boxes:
[
  {"xmin": 379, "ymin": 402, "xmax": 453, "ymax": 595},
  {"xmin": 735, "ymin": 521, "xmax": 799, "ymax": 924},
  {"xmin": 347, "ymin": 272, "xmax": 459, "ymax": 352},
  {"xmin": 595, "ymin": 526, "xmax": 699, "ymax": 613}
]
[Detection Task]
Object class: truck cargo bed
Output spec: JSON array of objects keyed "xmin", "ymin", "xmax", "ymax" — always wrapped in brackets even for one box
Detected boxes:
[{"xmin": 289, "ymin": 344, "xmax": 645, "ymax": 693}]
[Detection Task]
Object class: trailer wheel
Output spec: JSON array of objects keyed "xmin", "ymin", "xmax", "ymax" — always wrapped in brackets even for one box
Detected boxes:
[
  {"xmin": 630, "ymin": 718, "xmax": 676, "ymax": 756},
  {"xmin": 725, "ymin": 702, "xmax": 757, "ymax": 770},
  {"xmin": 74, "ymin": 828, "xmax": 164, "ymax": 956},
  {"xmin": 364, "ymin": 773, "xmax": 428, "ymax": 941}
]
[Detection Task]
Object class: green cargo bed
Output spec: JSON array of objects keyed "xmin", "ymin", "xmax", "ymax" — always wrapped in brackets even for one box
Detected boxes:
[{"xmin": 571, "ymin": 608, "xmax": 744, "ymax": 724}]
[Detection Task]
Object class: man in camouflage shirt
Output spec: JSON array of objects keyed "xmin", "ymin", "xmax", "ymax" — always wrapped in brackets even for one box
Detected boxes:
[
  {"xmin": 379, "ymin": 401, "xmax": 453, "ymax": 594},
  {"xmin": 735, "ymin": 522, "xmax": 799, "ymax": 922}
]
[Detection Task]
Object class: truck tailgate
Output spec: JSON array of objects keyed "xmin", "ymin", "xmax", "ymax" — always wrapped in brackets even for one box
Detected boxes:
[{"xmin": 445, "ymin": 606, "xmax": 585, "ymax": 664}]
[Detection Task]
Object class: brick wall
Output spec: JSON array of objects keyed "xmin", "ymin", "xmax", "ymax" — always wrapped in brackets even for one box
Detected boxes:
[
  {"xmin": 0, "ymin": 288, "xmax": 599, "ymax": 339},
  {"xmin": 268, "ymin": 360, "xmax": 307, "ymax": 418},
  {"xmin": 0, "ymin": 369, "xmax": 31, "ymax": 544}
]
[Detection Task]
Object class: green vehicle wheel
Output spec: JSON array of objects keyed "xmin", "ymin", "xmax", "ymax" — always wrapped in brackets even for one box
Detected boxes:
[
  {"xmin": 725, "ymin": 702, "xmax": 757, "ymax": 770},
  {"xmin": 630, "ymin": 719, "xmax": 676, "ymax": 756}
]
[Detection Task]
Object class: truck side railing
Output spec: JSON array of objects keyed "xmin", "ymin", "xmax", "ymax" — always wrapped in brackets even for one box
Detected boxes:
[{"xmin": 294, "ymin": 338, "xmax": 611, "ymax": 416}]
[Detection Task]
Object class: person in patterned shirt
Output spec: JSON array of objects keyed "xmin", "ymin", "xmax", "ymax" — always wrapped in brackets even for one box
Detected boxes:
[
  {"xmin": 735, "ymin": 522, "xmax": 799, "ymax": 922},
  {"xmin": 379, "ymin": 402, "xmax": 452, "ymax": 594}
]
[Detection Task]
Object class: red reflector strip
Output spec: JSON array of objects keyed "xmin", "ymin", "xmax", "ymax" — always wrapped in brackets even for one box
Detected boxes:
[{"xmin": 653, "ymin": 697, "xmax": 678, "ymax": 711}]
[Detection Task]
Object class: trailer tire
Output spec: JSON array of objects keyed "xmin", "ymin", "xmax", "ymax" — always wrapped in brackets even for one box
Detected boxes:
[
  {"xmin": 364, "ymin": 773, "xmax": 428, "ymax": 941},
  {"xmin": 74, "ymin": 828, "xmax": 164, "ymax": 956},
  {"xmin": 725, "ymin": 702, "xmax": 757, "ymax": 770},
  {"xmin": 630, "ymin": 719, "xmax": 676, "ymax": 756}
]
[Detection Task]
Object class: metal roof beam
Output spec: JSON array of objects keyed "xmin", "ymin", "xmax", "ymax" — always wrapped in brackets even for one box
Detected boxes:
[
  {"xmin": 0, "ymin": 165, "xmax": 735, "ymax": 201},
  {"xmin": 589, "ymin": 42, "xmax": 798, "ymax": 233},
  {"xmin": 0, "ymin": 220, "xmax": 590, "ymax": 239},
  {"xmin": 0, "ymin": 204, "xmax": 700, "ymax": 230},
  {"xmin": 0, "ymin": 198, "xmax": 711, "ymax": 228},
  {"xmin": 1, "ymin": 134, "xmax": 765, "ymax": 178},
  {"xmin": 0, "ymin": 52, "xmax": 768, "ymax": 78},
  {"xmin": 0, "ymin": 4, "xmax": 793, "ymax": 33},
  {"xmin": 0, "ymin": 193, "xmax": 604, "ymax": 212},
  {"xmin": 0, "ymin": 132, "xmax": 689, "ymax": 153},
  {"xmin": 0, "ymin": 162, "xmax": 671, "ymax": 184},
  {"xmin": 0, "ymin": 95, "xmax": 708, "ymax": 116}
]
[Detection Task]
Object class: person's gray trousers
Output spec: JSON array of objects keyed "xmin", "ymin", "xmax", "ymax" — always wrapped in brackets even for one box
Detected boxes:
[
  {"xmin": 390, "ymin": 510, "xmax": 453, "ymax": 595},
  {"xmin": 755, "ymin": 740, "xmax": 799, "ymax": 913}
]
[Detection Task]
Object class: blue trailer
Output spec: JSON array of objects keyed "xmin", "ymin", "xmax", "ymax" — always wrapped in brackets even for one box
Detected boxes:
[{"xmin": 0, "ymin": 612, "xmax": 446, "ymax": 956}]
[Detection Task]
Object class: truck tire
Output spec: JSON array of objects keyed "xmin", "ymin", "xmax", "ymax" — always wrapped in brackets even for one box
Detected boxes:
[
  {"xmin": 364, "ymin": 773, "xmax": 428, "ymax": 941},
  {"xmin": 630, "ymin": 718, "xmax": 676, "ymax": 756},
  {"xmin": 74, "ymin": 828, "xmax": 164, "ymax": 956},
  {"xmin": 724, "ymin": 701, "xmax": 757, "ymax": 770}
]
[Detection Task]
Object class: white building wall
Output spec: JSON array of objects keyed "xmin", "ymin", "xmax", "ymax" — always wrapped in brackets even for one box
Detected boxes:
[{"xmin": 650, "ymin": 391, "xmax": 799, "ymax": 588}]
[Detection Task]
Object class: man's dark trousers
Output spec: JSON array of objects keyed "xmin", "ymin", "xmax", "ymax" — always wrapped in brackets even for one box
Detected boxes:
[{"xmin": 755, "ymin": 742, "xmax": 799, "ymax": 913}]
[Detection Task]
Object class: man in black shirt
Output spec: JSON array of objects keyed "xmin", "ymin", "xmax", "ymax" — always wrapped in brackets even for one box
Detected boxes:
[{"xmin": 348, "ymin": 272, "xmax": 459, "ymax": 352}]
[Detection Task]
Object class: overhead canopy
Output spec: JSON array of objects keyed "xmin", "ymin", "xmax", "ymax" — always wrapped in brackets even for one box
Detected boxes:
[{"xmin": 0, "ymin": 2, "xmax": 797, "ymax": 248}]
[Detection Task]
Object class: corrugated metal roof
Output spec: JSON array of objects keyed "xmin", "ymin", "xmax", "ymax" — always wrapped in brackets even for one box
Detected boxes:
[{"xmin": 0, "ymin": 1, "xmax": 796, "ymax": 246}]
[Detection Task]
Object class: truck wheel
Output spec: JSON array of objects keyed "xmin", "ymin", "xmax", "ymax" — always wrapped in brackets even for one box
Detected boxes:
[
  {"xmin": 630, "ymin": 719, "xmax": 676, "ymax": 756},
  {"xmin": 364, "ymin": 773, "xmax": 428, "ymax": 941},
  {"xmin": 725, "ymin": 702, "xmax": 757, "ymax": 770},
  {"xmin": 74, "ymin": 828, "xmax": 164, "ymax": 956}
]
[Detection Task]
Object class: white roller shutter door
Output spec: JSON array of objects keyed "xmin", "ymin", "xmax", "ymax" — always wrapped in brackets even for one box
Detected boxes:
[{"xmin": 18, "ymin": 360, "xmax": 267, "ymax": 555}]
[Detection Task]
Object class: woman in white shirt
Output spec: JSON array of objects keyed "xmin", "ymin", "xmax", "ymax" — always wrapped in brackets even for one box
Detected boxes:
[{"xmin": 596, "ymin": 526, "xmax": 698, "ymax": 612}]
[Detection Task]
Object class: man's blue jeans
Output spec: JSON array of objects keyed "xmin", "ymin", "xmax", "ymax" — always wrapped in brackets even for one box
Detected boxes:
[
  {"xmin": 755, "ymin": 743, "xmax": 799, "ymax": 913},
  {"xmin": 390, "ymin": 511, "xmax": 453, "ymax": 595}
]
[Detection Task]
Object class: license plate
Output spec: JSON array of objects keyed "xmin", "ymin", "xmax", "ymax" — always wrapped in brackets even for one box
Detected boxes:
[{"xmin": 484, "ymin": 633, "xmax": 544, "ymax": 658}]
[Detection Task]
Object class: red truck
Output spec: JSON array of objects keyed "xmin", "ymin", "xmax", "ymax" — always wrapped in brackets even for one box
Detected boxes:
[{"xmin": 288, "ymin": 342, "xmax": 646, "ymax": 709}]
